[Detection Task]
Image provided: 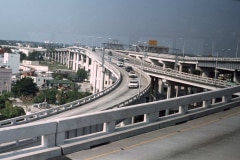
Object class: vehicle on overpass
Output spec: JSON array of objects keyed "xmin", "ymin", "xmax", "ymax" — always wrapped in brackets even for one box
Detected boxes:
[{"xmin": 128, "ymin": 78, "xmax": 139, "ymax": 88}]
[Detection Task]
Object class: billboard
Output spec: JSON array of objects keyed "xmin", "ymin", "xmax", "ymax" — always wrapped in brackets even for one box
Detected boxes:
[{"xmin": 148, "ymin": 40, "xmax": 158, "ymax": 46}]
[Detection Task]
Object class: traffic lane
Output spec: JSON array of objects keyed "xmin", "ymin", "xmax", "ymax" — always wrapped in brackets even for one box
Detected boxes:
[
  {"xmin": 60, "ymin": 106, "xmax": 240, "ymax": 160},
  {"xmin": 36, "ymin": 65, "xmax": 148, "ymax": 121}
]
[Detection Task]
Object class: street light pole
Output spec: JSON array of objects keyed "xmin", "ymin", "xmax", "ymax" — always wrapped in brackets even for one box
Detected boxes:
[
  {"xmin": 236, "ymin": 36, "xmax": 239, "ymax": 58},
  {"xmin": 214, "ymin": 52, "xmax": 218, "ymax": 80}
]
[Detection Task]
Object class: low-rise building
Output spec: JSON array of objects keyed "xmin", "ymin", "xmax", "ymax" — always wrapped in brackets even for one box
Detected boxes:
[
  {"xmin": 0, "ymin": 67, "xmax": 12, "ymax": 94},
  {"xmin": 0, "ymin": 52, "xmax": 20, "ymax": 74}
]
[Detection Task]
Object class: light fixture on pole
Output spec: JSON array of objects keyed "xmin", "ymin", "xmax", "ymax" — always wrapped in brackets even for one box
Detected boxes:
[{"xmin": 236, "ymin": 36, "xmax": 239, "ymax": 58}]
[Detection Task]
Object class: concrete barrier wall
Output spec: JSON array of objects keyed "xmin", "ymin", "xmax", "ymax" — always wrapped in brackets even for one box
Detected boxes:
[{"xmin": 1, "ymin": 85, "xmax": 239, "ymax": 159}]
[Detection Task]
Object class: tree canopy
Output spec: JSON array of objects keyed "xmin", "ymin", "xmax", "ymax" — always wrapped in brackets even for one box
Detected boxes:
[
  {"xmin": 75, "ymin": 68, "xmax": 88, "ymax": 82},
  {"xmin": 26, "ymin": 51, "xmax": 43, "ymax": 61},
  {"xmin": 12, "ymin": 77, "xmax": 39, "ymax": 97}
]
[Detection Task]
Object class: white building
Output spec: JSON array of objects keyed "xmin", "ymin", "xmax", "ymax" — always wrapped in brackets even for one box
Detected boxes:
[
  {"xmin": 3, "ymin": 52, "xmax": 20, "ymax": 74},
  {"xmin": 0, "ymin": 67, "xmax": 12, "ymax": 94}
]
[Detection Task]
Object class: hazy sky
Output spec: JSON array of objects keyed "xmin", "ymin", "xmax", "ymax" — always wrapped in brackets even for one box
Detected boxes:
[{"xmin": 0, "ymin": 0, "xmax": 240, "ymax": 56}]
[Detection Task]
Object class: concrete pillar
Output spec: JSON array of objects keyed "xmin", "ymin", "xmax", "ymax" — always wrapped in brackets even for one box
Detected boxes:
[
  {"xmin": 120, "ymin": 118, "xmax": 132, "ymax": 127},
  {"xmin": 42, "ymin": 133, "xmax": 56, "ymax": 147},
  {"xmin": 154, "ymin": 77, "xmax": 159, "ymax": 101},
  {"xmin": 99, "ymin": 66, "xmax": 105, "ymax": 91},
  {"xmin": 175, "ymin": 85, "xmax": 180, "ymax": 97},
  {"xmin": 54, "ymin": 52, "xmax": 57, "ymax": 62},
  {"xmin": 179, "ymin": 105, "xmax": 187, "ymax": 114},
  {"xmin": 158, "ymin": 79, "xmax": 164, "ymax": 99},
  {"xmin": 145, "ymin": 112, "xmax": 158, "ymax": 123},
  {"xmin": 67, "ymin": 51, "xmax": 71, "ymax": 69},
  {"xmin": 73, "ymin": 52, "xmax": 76, "ymax": 71},
  {"xmin": 86, "ymin": 56, "xmax": 90, "ymax": 71},
  {"xmin": 222, "ymin": 95, "xmax": 230, "ymax": 103},
  {"xmin": 179, "ymin": 64, "xmax": 183, "ymax": 72},
  {"xmin": 165, "ymin": 81, "xmax": 173, "ymax": 115},
  {"xmin": 92, "ymin": 61, "xmax": 98, "ymax": 94},
  {"xmin": 188, "ymin": 65, "xmax": 194, "ymax": 74},
  {"xmin": 166, "ymin": 82, "xmax": 173, "ymax": 99},
  {"xmin": 103, "ymin": 121, "xmax": 115, "ymax": 133},
  {"xmin": 233, "ymin": 70, "xmax": 240, "ymax": 83},
  {"xmin": 203, "ymin": 100, "xmax": 211, "ymax": 108}
]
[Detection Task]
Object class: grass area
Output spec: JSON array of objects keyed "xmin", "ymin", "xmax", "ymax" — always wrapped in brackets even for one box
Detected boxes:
[{"xmin": 40, "ymin": 61, "xmax": 69, "ymax": 71}]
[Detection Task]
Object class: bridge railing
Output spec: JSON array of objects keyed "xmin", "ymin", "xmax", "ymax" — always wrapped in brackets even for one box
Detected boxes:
[
  {"xmin": 116, "ymin": 50, "xmax": 234, "ymax": 88},
  {"xmin": 118, "ymin": 50, "xmax": 239, "ymax": 87},
  {"xmin": 143, "ymin": 64, "xmax": 235, "ymax": 88},
  {"xmin": 1, "ymin": 85, "xmax": 240, "ymax": 160}
]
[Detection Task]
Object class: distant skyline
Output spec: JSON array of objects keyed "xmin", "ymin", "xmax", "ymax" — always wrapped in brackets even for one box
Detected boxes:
[{"xmin": 0, "ymin": 0, "xmax": 240, "ymax": 57}]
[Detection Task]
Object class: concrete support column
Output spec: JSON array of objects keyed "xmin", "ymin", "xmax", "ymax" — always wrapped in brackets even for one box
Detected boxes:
[
  {"xmin": 233, "ymin": 70, "xmax": 240, "ymax": 83},
  {"xmin": 75, "ymin": 53, "xmax": 79, "ymax": 69},
  {"xmin": 166, "ymin": 82, "xmax": 173, "ymax": 99},
  {"xmin": 222, "ymin": 95, "xmax": 230, "ymax": 103},
  {"xmin": 179, "ymin": 105, "xmax": 187, "ymax": 114},
  {"xmin": 145, "ymin": 112, "xmax": 158, "ymax": 123},
  {"xmin": 153, "ymin": 77, "xmax": 159, "ymax": 101},
  {"xmin": 103, "ymin": 121, "xmax": 115, "ymax": 133},
  {"xmin": 80, "ymin": 54, "xmax": 84, "ymax": 68},
  {"xmin": 175, "ymin": 85, "xmax": 180, "ymax": 97},
  {"xmin": 120, "ymin": 118, "xmax": 132, "ymax": 127},
  {"xmin": 179, "ymin": 64, "xmax": 183, "ymax": 72},
  {"xmin": 203, "ymin": 99, "xmax": 211, "ymax": 108},
  {"xmin": 92, "ymin": 61, "xmax": 98, "ymax": 94},
  {"xmin": 158, "ymin": 79, "xmax": 164, "ymax": 100},
  {"xmin": 162, "ymin": 62, "xmax": 166, "ymax": 68},
  {"xmin": 86, "ymin": 56, "xmax": 90, "ymax": 71},
  {"xmin": 54, "ymin": 52, "xmax": 57, "ymax": 62},
  {"xmin": 42, "ymin": 133, "xmax": 56, "ymax": 147},
  {"xmin": 188, "ymin": 65, "xmax": 194, "ymax": 74},
  {"xmin": 212, "ymin": 98, "xmax": 216, "ymax": 104},
  {"xmin": 67, "ymin": 51, "xmax": 71, "ymax": 69},
  {"xmin": 104, "ymin": 70, "xmax": 111, "ymax": 88},
  {"xmin": 99, "ymin": 66, "xmax": 105, "ymax": 91},
  {"xmin": 165, "ymin": 81, "xmax": 174, "ymax": 115},
  {"xmin": 73, "ymin": 52, "xmax": 77, "ymax": 71}
]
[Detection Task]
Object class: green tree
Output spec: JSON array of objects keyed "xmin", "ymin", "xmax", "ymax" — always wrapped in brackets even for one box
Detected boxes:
[
  {"xmin": 76, "ymin": 68, "xmax": 88, "ymax": 82},
  {"xmin": 33, "ymin": 88, "xmax": 58, "ymax": 104},
  {"xmin": 0, "ymin": 93, "xmax": 12, "ymax": 110},
  {"xmin": 19, "ymin": 51, "xmax": 27, "ymax": 61},
  {"xmin": 12, "ymin": 77, "xmax": 39, "ymax": 97},
  {"xmin": 2, "ymin": 102, "xmax": 25, "ymax": 118},
  {"xmin": 27, "ymin": 51, "xmax": 43, "ymax": 61}
]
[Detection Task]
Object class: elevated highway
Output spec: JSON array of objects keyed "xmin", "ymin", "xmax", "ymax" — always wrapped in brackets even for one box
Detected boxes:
[{"xmin": 0, "ymin": 46, "xmax": 240, "ymax": 160}]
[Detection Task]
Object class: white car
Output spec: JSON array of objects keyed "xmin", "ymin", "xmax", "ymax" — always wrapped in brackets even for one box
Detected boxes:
[
  {"xmin": 117, "ymin": 61, "xmax": 124, "ymax": 67},
  {"xmin": 129, "ymin": 71, "xmax": 137, "ymax": 78},
  {"xmin": 128, "ymin": 79, "xmax": 139, "ymax": 88}
]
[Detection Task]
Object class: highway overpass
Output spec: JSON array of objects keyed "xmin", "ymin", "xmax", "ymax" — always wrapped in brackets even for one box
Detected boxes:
[{"xmin": 0, "ymin": 46, "xmax": 240, "ymax": 160}]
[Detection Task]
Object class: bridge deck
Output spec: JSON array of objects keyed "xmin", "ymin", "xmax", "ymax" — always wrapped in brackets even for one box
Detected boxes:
[{"xmin": 51, "ymin": 106, "xmax": 240, "ymax": 160}]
